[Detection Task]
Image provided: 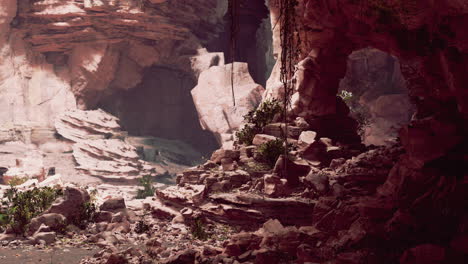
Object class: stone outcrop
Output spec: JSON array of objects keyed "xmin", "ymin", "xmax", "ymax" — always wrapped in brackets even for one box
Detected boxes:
[
  {"xmin": 55, "ymin": 109, "xmax": 156, "ymax": 180},
  {"xmin": 55, "ymin": 109, "xmax": 123, "ymax": 143},
  {"xmin": 258, "ymin": 1, "xmax": 468, "ymax": 263},
  {"xmin": 191, "ymin": 62, "xmax": 265, "ymax": 145}
]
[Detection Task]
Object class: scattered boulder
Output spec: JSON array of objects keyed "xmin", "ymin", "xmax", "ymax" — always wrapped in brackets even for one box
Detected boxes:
[
  {"xmin": 96, "ymin": 211, "xmax": 114, "ymax": 223},
  {"xmin": 304, "ymin": 171, "xmax": 329, "ymax": 195},
  {"xmin": 32, "ymin": 232, "xmax": 56, "ymax": 245},
  {"xmin": 100, "ymin": 197, "xmax": 126, "ymax": 212},
  {"xmin": 273, "ymin": 156, "xmax": 311, "ymax": 187},
  {"xmin": 210, "ymin": 149, "xmax": 240, "ymax": 164},
  {"xmin": 27, "ymin": 213, "xmax": 66, "ymax": 236},
  {"xmin": 298, "ymin": 131, "xmax": 317, "ymax": 145},
  {"xmin": 263, "ymin": 174, "xmax": 288, "ymax": 197},
  {"xmin": 252, "ymin": 134, "xmax": 278, "ymax": 146},
  {"xmin": 161, "ymin": 249, "xmax": 198, "ymax": 264},
  {"xmin": 46, "ymin": 187, "xmax": 90, "ymax": 222},
  {"xmin": 263, "ymin": 123, "xmax": 302, "ymax": 139}
]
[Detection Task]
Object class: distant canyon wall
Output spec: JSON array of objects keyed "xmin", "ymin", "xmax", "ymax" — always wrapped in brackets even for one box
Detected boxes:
[{"xmin": 0, "ymin": 0, "xmax": 227, "ymax": 129}]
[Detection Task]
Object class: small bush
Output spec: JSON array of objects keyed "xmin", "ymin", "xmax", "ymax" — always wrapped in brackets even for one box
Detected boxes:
[
  {"xmin": 241, "ymin": 161, "xmax": 271, "ymax": 174},
  {"xmin": 5, "ymin": 176, "xmax": 28, "ymax": 186},
  {"xmin": 135, "ymin": 219, "xmax": 151, "ymax": 234},
  {"xmin": 0, "ymin": 186, "xmax": 63, "ymax": 234},
  {"xmin": 191, "ymin": 219, "xmax": 209, "ymax": 241},
  {"xmin": 244, "ymin": 99, "xmax": 282, "ymax": 128},
  {"xmin": 236, "ymin": 125, "xmax": 260, "ymax": 145},
  {"xmin": 72, "ymin": 202, "xmax": 98, "ymax": 229},
  {"xmin": 236, "ymin": 99, "xmax": 282, "ymax": 145},
  {"xmin": 136, "ymin": 175, "xmax": 156, "ymax": 199},
  {"xmin": 338, "ymin": 90, "xmax": 371, "ymax": 139},
  {"xmin": 258, "ymin": 139, "xmax": 286, "ymax": 167}
]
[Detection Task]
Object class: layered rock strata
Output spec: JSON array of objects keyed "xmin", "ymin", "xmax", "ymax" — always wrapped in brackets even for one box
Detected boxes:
[
  {"xmin": 55, "ymin": 109, "xmax": 157, "ymax": 180},
  {"xmin": 0, "ymin": 0, "xmax": 227, "ymax": 128}
]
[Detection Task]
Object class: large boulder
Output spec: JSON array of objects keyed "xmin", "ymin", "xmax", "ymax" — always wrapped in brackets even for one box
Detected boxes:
[
  {"xmin": 45, "ymin": 187, "xmax": 90, "ymax": 222},
  {"xmin": 191, "ymin": 62, "xmax": 265, "ymax": 143}
]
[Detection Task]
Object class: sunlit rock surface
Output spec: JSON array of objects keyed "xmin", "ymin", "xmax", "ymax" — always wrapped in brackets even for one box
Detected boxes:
[
  {"xmin": 55, "ymin": 109, "xmax": 157, "ymax": 180},
  {"xmin": 191, "ymin": 62, "xmax": 265, "ymax": 144}
]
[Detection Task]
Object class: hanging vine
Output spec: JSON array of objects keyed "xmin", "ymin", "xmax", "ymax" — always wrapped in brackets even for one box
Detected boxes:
[{"xmin": 276, "ymin": 0, "xmax": 302, "ymax": 174}]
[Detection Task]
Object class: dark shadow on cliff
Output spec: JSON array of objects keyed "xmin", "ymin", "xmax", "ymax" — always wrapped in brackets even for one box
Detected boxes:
[{"xmin": 97, "ymin": 66, "xmax": 218, "ymax": 156}]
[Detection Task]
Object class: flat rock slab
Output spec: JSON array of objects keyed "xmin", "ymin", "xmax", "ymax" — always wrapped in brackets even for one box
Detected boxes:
[{"xmin": 204, "ymin": 193, "xmax": 316, "ymax": 226}]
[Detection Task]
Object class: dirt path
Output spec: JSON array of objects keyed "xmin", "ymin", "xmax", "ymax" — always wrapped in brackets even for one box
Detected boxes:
[{"xmin": 0, "ymin": 247, "xmax": 99, "ymax": 264}]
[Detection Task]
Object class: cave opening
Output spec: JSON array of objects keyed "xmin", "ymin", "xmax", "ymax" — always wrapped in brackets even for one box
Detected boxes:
[
  {"xmin": 97, "ymin": 66, "xmax": 218, "ymax": 169},
  {"xmin": 339, "ymin": 47, "xmax": 415, "ymax": 146}
]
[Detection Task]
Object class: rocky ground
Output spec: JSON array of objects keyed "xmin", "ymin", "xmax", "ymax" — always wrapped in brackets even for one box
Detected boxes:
[{"xmin": 0, "ymin": 108, "xmax": 466, "ymax": 264}]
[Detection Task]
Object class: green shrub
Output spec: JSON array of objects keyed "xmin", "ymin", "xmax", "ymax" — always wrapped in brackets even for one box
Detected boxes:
[
  {"xmin": 244, "ymin": 99, "xmax": 282, "ymax": 128},
  {"xmin": 241, "ymin": 161, "xmax": 271, "ymax": 174},
  {"xmin": 136, "ymin": 175, "xmax": 156, "ymax": 199},
  {"xmin": 191, "ymin": 219, "xmax": 209, "ymax": 241},
  {"xmin": 71, "ymin": 201, "xmax": 98, "ymax": 229},
  {"xmin": 235, "ymin": 125, "xmax": 260, "ymax": 145},
  {"xmin": 0, "ymin": 186, "xmax": 63, "ymax": 234},
  {"xmin": 236, "ymin": 99, "xmax": 282, "ymax": 145},
  {"xmin": 5, "ymin": 176, "xmax": 28, "ymax": 186},
  {"xmin": 258, "ymin": 139, "xmax": 286, "ymax": 167}
]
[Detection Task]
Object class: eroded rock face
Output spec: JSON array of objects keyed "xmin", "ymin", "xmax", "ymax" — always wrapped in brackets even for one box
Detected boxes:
[
  {"xmin": 257, "ymin": 1, "xmax": 468, "ymax": 263},
  {"xmin": 0, "ymin": 0, "xmax": 226, "ymax": 129}
]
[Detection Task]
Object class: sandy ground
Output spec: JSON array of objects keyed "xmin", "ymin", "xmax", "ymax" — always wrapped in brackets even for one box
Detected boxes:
[{"xmin": 0, "ymin": 247, "xmax": 100, "ymax": 264}]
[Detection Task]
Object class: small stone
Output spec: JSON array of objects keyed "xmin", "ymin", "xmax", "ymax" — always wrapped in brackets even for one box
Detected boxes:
[
  {"xmin": 298, "ymin": 131, "xmax": 317, "ymax": 145},
  {"xmin": 33, "ymin": 232, "xmax": 56, "ymax": 245},
  {"xmin": 252, "ymin": 134, "xmax": 278, "ymax": 146},
  {"xmin": 96, "ymin": 211, "xmax": 114, "ymax": 222}
]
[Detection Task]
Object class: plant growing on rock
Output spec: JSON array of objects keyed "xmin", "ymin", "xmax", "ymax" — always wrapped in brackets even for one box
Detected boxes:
[
  {"xmin": 190, "ymin": 219, "xmax": 209, "ymax": 241},
  {"xmin": 258, "ymin": 139, "xmax": 286, "ymax": 167},
  {"xmin": 0, "ymin": 186, "xmax": 63, "ymax": 234},
  {"xmin": 135, "ymin": 219, "xmax": 151, "ymax": 234},
  {"xmin": 4, "ymin": 176, "xmax": 28, "ymax": 186},
  {"xmin": 236, "ymin": 99, "xmax": 282, "ymax": 145},
  {"xmin": 136, "ymin": 175, "xmax": 156, "ymax": 199},
  {"xmin": 71, "ymin": 202, "xmax": 98, "ymax": 229},
  {"xmin": 244, "ymin": 99, "xmax": 283, "ymax": 128},
  {"xmin": 235, "ymin": 124, "xmax": 258, "ymax": 146}
]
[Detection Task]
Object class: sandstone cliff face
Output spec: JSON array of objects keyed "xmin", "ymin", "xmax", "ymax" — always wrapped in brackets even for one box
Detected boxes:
[
  {"xmin": 0, "ymin": 0, "xmax": 227, "ymax": 128},
  {"xmin": 259, "ymin": 0, "xmax": 468, "ymax": 262},
  {"xmin": 265, "ymin": 0, "xmax": 467, "ymax": 172},
  {"xmin": 0, "ymin": 0, "xmax": 76, "ymax": 127},
  {"xmin": 267, "ymin": 0, "xmax": 468, "ymax": 119}
]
